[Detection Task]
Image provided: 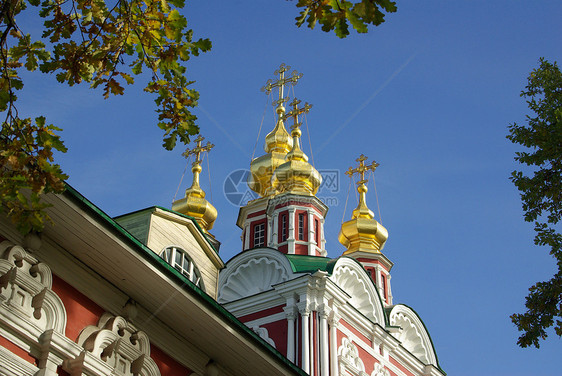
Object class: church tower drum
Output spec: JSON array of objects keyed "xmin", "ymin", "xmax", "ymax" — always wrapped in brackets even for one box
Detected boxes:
[{"xmin": 238, "ymin": 65, "xmax": 327, "ymax": 256}]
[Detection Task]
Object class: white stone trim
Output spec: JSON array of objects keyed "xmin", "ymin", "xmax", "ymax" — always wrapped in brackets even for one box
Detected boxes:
[
  {"xmin": 388, "ymin": 305, "xmax": 438, "ymax": 366},
  {"xmin": 33, "ymin": 236, "xmax": 210, "ymax": 375},
  {"xmin": 244, "ymin": 312, "xmax": 286, "ymax": 328},
  {"xmin": 0, "ymin": 242, "xmax": 67, "ymax": 335},
  {"xmin": 75, "ymin": 312, "xmax": 161, "ymax": 376},
  {"xmin": 371, "ymin": 362, "xmax": 390, "ymax": 376},
  {"xmin": 218, "ymin": 248, "xmax": 295, "ymax": 303},
  {"xmin": 0, "ymin": 345, "xmax": 38, "ymax": 376},
  {"xmin": 338, "ymin": 337, "xmax": 367, "ymax": 375},
  {"xmin": 330, "ymin": 258, "xmax": 385, "ymax": 325},
  {"xmin": 251, "ymin": 326, "xmax": 276, "ymax": 348}
]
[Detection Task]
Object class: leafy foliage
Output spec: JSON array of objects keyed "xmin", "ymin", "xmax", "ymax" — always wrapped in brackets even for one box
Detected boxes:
[
  {"xmin": 1, "ymin": 0, "xmax": 210, "ymax": 232},
  {"xmin": 294, "ymin": 0, "xmax": 397, "ymax": 38},
  {"xmin": 0, "ymin": 0, "xmax": 392, "ymax": 234},
  {"xmin": 508, "ymin": 58, "xmax": 562, "ymax": 348}
]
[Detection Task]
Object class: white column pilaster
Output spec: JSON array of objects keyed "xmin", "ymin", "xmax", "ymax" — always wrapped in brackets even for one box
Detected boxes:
[
  {"xmin": 309, "ymin": 313, "xmax": 315, "ymax": 374},
  {"xmin": 37, "ymin": 331, "xmax": 63, "ymax": 376},
  {"xmin": 284, "ymin": 302, "xmax": 297, "ymax": 363},
  {"xmin": 319, "ymin": 307, "xmax": 330, "ymax": 376},
  {"xmin": 307, "ymin": 210, "xmax": 315, "ymax": 255},
  {"xmin": 298, "ymin": 303, "xmax": 310, "ymax": 374},
  {"xmin": 244, "ymin": 222, "xmax": 250, "ymax": 250},
  {"xmin": 270, "ymin": 212, "xmax": 278, "ymax": 247},
  {"xmin": 288, "ymin": 208, "xmax": 296, "ymax": 254},
  {"xmin": 387, "ymin": 274, "xmax": 393, "ymax": 305},
  {"xmin": 320, "ymin": 217, "xmax": 326, "ymax": 254},
  {"xmin": 328, "ymin": 312, "xmax": 340, "ymax": 376}
]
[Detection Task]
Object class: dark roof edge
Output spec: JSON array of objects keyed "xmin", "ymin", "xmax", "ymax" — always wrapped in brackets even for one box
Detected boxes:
[{"xmin": 62, "ymin": 183, "xmax": 306, "ymax": 376}]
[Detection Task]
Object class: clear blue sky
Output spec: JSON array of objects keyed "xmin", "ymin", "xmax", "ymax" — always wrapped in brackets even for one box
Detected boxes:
[{"xmin": 16, "ymin": 1, "xmax": 562, "ymax": 375}]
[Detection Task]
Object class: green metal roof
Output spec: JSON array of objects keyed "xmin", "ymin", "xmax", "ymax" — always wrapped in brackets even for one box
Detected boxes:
[
  {"xmin": 285, "ymin": 254, "xmax": 336, "ymax": 274},
  {"xmin": 62, "ymin": 183, "xmax": 307, "ymax": 376}
]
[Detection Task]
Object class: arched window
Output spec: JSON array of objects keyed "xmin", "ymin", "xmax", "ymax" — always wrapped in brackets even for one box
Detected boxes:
[{"xmin": 160, "ymin": 246, "xmax": 205, "ymax": 291}]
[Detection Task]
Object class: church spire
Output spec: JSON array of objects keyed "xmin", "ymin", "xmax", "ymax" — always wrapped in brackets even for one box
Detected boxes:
[
  {"xmin": 172, "ymin": 136, "xmax": 218, "ymax": 232},
  {"xmin": 249, "ymin": 64, "xmax": 302, "ymax": 197},
  {"xmin": 338, "ymin": 154, "xmax": 388, "ymax": 254},
  {"xmin": 272, "ymin": 98, "xmax": 321, "ymax": 196}
]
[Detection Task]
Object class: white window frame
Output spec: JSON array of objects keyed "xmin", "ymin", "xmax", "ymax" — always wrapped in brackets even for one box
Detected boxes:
[
  {"xmin": 281, "ymin": 214, "xmax": 287, "ymax": 242},
  {"xmin": 254, "ymin": 223, "xmax": 265, "ymax": 247},
  {"xmin": 298, "ymin": 213, "xmax": 305, "ymax": 240},
  {"xmin": 160, "ymin": 246, "xmax": 204, "ymax": 291}
]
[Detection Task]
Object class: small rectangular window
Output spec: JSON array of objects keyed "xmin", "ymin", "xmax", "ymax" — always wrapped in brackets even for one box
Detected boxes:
[
  {"xmin": 314, "ymin": 218, "xmax": 319, "ymax": 245},
  {"xmin": 281, "ymin": 214, "xmax": 287, "ymax": 242},
  {"xmin": 298, "ymin": 213, "xmax": 305, "ymax": 240},
  {"xmin": 254, "ymin": 223, "xmax": 265, "ymax": 247},
  {"xmin": 381, "ymin": 273, "xmax": 388, "ymax": 302}
]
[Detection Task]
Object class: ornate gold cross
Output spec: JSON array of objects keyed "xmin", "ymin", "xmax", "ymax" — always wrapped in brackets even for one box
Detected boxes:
[
  {"xmin": 261, "ymin": 63, "xmax": 303, "ymax": 106},
  {"xmin": 345, "ymin": 154, "xmax": 379, "ymax": 185},
  {"xmin": 182, "ymin": 135, "xmax": 214, "ymax": 163},
  {"xmin": 284, "ymin": 98, "xmax": 312, "ymax": 130}
]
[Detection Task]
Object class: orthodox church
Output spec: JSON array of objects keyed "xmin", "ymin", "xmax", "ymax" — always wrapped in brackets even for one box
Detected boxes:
[{"xmin": 0, "ymin": 65, "xmax": 445, "ymax": 376}]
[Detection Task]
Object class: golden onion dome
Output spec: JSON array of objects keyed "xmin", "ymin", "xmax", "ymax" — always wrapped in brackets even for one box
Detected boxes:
[
  {"xmin": 172, "ymin": 138, "xmax": 217, "ymax": 231},
  {"xmin": 338, "ymin": 180, "xmax": 388, "ymax": 254},
  {"xmin": 264, "ymin": 105, "xmax": 293, "ymax": 153},
  {"xmin": 248, "ymin": 105, "xmax": 293, "ymax": 197},
  {"xmin": 272, "ymin": 123, "xmax": 322, "ymax": 196}
]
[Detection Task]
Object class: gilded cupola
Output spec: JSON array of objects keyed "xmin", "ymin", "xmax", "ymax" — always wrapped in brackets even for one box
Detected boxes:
[
  {"xmin": 248, "ymin": 104, "xmax": 293, "ymax": 197},
  {"xmin": 272, "ymin": 98, "xmax": 322, "ymax": 196},
  {"xmin": 248, "ymin": 64, "xmax": 301, "ymax": 197},
  {"xmin": 172, "ymin": 136, "xmax": 217, "ymax": 232},
  {"xmin": 338, "ymin": 155, "xmax": 388, "ymax": 254}
]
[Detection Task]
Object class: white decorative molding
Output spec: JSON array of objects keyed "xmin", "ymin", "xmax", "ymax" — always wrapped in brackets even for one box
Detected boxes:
[
  {"xmin": 338, "ymin": 337, "xmax": 367, "ymax": 375},
  {"xmin": 72, "ymin": 312, "xmax": 161, "ymax": 376},
  {"xmin": 218, "ymin": 249, "xmax": 294, "ymax": 303},
  {"xmin": 0, "ymin": 241, "xmax": 67, "ymax": 334},
  {"xmin": 244, "ymin": 312, "xmax": 286, "ymax": 329},
  {"xmin": 0, "ymin": 241, "xmax": 73, "ymax": 376},
  {"xmin": 252, "ymin": 326, "xmax": 276, "ymax": 348},
  {"xmin": 371, "ymin": 363, "xmax": 390, "ymax": 376},
  {"xmin": 0, "ymin": 345, "xmax": 39, "ymax": 376},
  {"xmin": 330, "ymin": 258, "xmax": 385, "ymax": 325},
  {"xmin": 388, "ymin": 305, "xmax": 437, "ymax": 366}
]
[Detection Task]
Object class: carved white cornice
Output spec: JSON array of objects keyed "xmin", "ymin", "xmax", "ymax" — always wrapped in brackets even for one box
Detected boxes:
[
  {"xmin": 73, "ymin": 312, "xmax": 161, "ymax": 376},
  {"xmin": 266, "ymin": 193, "xmax": 329, "ymax": 218},
  {"xmin": 388, "ymin": 305, "xmax": 438, "ymax": 367}
]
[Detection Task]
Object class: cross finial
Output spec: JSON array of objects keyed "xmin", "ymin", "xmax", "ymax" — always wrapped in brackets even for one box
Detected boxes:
[
  {"xmin": 345, "ymin": 154, "xmax": 379, "ymax": 185},
  {"xmin": 182, "ymin": 135, "xmax": 214, "ymax": 163},
  {"xmin": 284, "ymin": 98, "xmax": 312, "ymax": 130},
  {"xmin": 261, "ymin": 63, "xmax": 303, "ymax": 106}
]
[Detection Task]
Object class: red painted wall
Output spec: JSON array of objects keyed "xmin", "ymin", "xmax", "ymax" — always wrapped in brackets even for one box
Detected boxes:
[
  {"xmin": 390, "ymin": 356, "xmax": 416, "ymax": 376},
  {"xmin": 51, "ymin": 274, "xmax": 192, "ymax": 375},
  {"xmin": 355, "ymin": 258, "xmax": 390, "ymax": 272},
  {"xmin": 295, "ymin": 210, "xmax": 308, "ymax": 242},
  {"xmin": 51, "ymin": 274, "xmax": 105, "ymax": 341},
  {"xmin": 356, "ymin": 344, "xmax": 376, "ymax": 374},
  {"xmin": 340, "ymin": 319, "xmax": 372, "ymax": 347},
  {"xmin": 238, "ymin": 304, "xmax": 285, "ymax": 323},
  {"xmin": 150, "ymin": 344, "xmax": 193, "ymax": 376},
  {"xmin": 294, "ymin": 243, "xmax": 308, "ymax": 255},
  {"xmin": 262, "ymin": 320, "xmax": 288, "ymax": 356},
  {"xmin": 0, "ymin": 334, "xmax": 37, "ymax": 365},
  {"xmin": 278, "ymin": 211, "xmax": 289, "ymax": 243}
]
